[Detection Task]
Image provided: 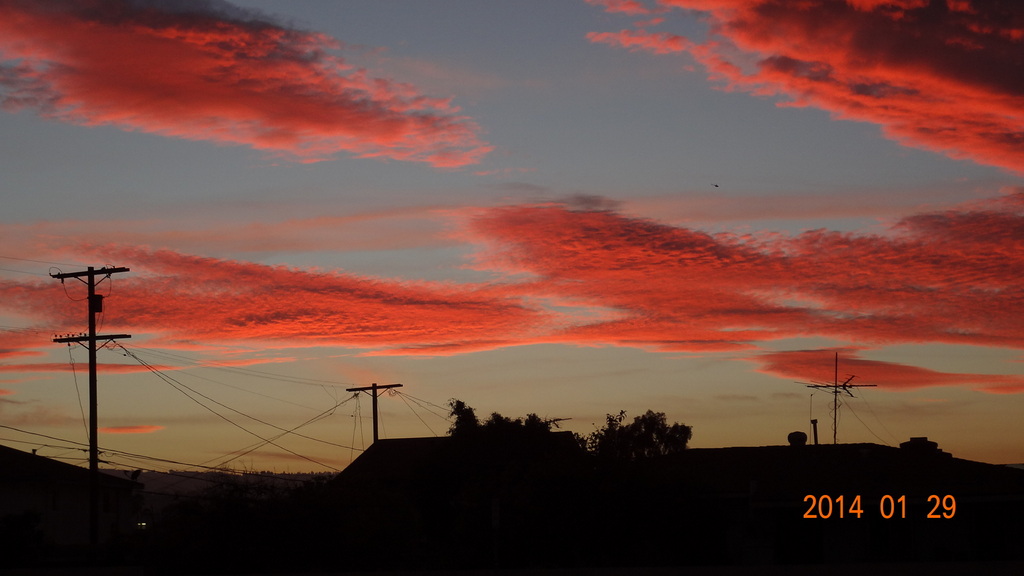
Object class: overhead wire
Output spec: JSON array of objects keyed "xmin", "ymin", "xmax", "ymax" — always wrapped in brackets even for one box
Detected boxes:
[
  {"xmin": 0, "ymin": 266, "xmax": 49, "ymax": 276},
  {"xmin": 0, "ymin": 436, "xmax": 89, "ymax": 457},
  {"xmin": 117, "ymin": 344, "xmax": 343, "ymax": 471},
  {"xmin": 0, "ymin": 424, "xmax": 323, "ymax": 484},
  {"xmin": 395, "ymin": 391, "xmax": 438, "ymax": 437},
  {"xmin": 119, "ymin": 344, "xmax": 355, "ymax": 450},
  {"xmin": 55, "ymin": 270, "xmax": 89, "ymax": 302},
  {"xmin": 851, "ymin": 392, "xmax": 900, "ymax": 445},
  {"xmin": 66, "ymin": 344, "xmax": 89, "ymax": 440},
  {"xmin": 351, "ymin": 397, "xmax": 364, "ymax": 456},
  {"xmin": 843, "ymin": 401, "xmax": 893, "ymax": 446},
  {"xmin": 0, "ymin": 255, "xmax": 85, "ymax": 267},
  {"xmin": 127, "ymin": 345, "xmax": 355, "ymax": 389},
  {"xmin": 124, "ymin": 347, "xmax": 326, "ymax": 412},
  {"xmin": 210, "ymin": 392, "xmax": 359, "ymax": 470},
  {"xmin": 0, "ymin": 424, "xmax": 91, "ymax": 450},
  {"xmin": 0, "ymin": 325, "xmax": 49, "ymax": 334},
  {"xmin": 394, "ymin": 390, "xmax": 452, "ymax": 423}
]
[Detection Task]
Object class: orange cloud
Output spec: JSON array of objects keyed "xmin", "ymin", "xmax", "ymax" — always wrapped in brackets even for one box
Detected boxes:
[
  {"xmin": 589, "ymin": 0, "xmax": 1024, "ymax": 173},
  {"xmin": 99, "ymin": 425, "xmax": 164, "ymax": 434},
  {"xmin": 755, "ymin": 348, "xmax": 1024, "ymax": 393},
  {"xmin": 0, "ymin": 0, "xmax": 490, "ymax": 167}
]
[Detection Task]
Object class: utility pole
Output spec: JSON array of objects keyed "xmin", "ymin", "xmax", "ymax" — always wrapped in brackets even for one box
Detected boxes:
[
  {"xmin": 51, "ymin": 266, "xmax": 131, "ymax": 553},
  {"xmin": 798, "ymin": 352, "xmax": 875, "ymax": 444},
  {"xmin": 345, "ymin": 383, "xmax": 403, "ymax": 443}
]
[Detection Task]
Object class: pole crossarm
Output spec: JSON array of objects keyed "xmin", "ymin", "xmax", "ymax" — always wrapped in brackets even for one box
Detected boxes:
[
  {"xmin": 50, "ymin": 266, "xmax": 130, "ymax": 280},
  {"xmin": 346, "ymin": 383, "xmax": 403, "ymax": 443},
  {"xmin": 54, "ymin": 334, "xmax": 132, "ymax": 344},
  {"xmin": 346, "ymin": 383, "xmax": 404, "ymax": 393}
]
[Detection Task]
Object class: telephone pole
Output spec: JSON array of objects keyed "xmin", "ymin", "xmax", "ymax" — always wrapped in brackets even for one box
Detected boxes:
[
  {"xmin": 51, "ymin": 266, "xmax": 131, "ymax": 552},
  {"xmin": 346, "ymin": 383, "xmax": 403, "ymax": 443}
]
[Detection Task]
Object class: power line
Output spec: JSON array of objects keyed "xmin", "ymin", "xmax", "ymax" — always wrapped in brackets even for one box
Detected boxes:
[
  {"xmin": 0, "ymin": 255, "xmax": 86, "ymax": 267},
  {"xmin": 395, "ymin": 391, "xmax": 438, "ymax": 437},
  {"xmin": 847, "ymin": 394, "xmax": 900, "ymax": 445},
  {"xmin": 395, "ymin": 391, "xmax": 452, "ymax": 423},
  {"xmin": 0, "ymin": 325, "xmax": 49, "ymax": 333},
  {"xmin": 210, "ymin": 393, "xmax": 359, "ymax": 470},
  {"xmin": 352, "ymin": 398, "xmax": 364, "ymax": 455},
  {"xmin": 0, "ymin": 436, "xmax": 89, "ymax": 456},
  {"xmin": 843, "ymin": 401, "xmax": 893, "ymax": 446},
  {"xmin": 117, "ymin": 345, "xmax": 343, "ymax": 471},
  {"xmin": 123, "ymin": 347, "xmax": 329, "ymax": 412},
  {"xmin": 66, "ymin": 345, "xmax": 89, "ymax": 440},
  {"xmin": 0, "ymin": 425, "xmax": 329, "ymax": 483},
  {"xmin": 0, "ymin": 424, "xmax": 92, "ymax": 449},
  {"xmin": 128, "ymin": 345, "xmax": 355, "ymax": 389},
  {"xmin": 0, "ymin": 266, "xmax": 49, "ymax": 276},
  {"xmin": 119, "ymin": 345, "xmax": 358, "ymax": 451}
]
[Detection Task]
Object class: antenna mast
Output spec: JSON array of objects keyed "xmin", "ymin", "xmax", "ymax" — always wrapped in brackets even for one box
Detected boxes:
[{"xmin": 798, "ymin": 352, "xmax": 875, "ymax": 444}]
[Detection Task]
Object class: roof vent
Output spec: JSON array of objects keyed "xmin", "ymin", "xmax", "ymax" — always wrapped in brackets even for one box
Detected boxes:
[{"xmin": 787, "ymin": 431, "xmax": 807, "ymax": 447}]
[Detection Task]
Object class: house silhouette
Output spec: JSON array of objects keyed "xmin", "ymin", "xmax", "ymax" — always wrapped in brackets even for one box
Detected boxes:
[
  {"xmin": 329, "ymin": 434, "xmax": 1024, "ymax": 571},
  {"xmin": 0, "ymin": 443, "xmax": 142, "ymax": 564}
]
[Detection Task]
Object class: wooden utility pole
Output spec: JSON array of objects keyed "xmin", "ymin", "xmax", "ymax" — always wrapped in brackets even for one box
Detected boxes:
[
  {"xmin": 51, "ymin": 266, "xmax": 131, "ymax": 552},
  {"xmin": 345, "ymin": 383, "xmax": 403, "ymax": 443}
]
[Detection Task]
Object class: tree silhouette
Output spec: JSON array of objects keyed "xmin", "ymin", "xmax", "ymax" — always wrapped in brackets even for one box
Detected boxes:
[
  {"xmin": 447, "ymin": 399, "xmax": 552, "ymax": 437},
  {"xmin": 448, "ymin": 398, "xmax": 480, "ymax": 436},
  {"xmin": 581, "ymin": 409, "xmax": 691, "ymax": 459}
]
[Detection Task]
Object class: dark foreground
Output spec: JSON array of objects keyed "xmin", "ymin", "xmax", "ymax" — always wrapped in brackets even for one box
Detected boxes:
[{"xmin": 7, "ymin": 561, "xmax": 1024, "ymax": 576}]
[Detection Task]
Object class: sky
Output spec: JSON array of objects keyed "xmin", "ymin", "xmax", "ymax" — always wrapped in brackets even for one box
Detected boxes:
[{"xmin": 1, "ymin": 0, "xmax": 1023, "ymax": 473}]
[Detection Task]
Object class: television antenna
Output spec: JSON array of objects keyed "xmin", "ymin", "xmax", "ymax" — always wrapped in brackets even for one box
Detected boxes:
[{"xmin": 796, "ymin": 352, "xmax": 875, "ymax": 444}]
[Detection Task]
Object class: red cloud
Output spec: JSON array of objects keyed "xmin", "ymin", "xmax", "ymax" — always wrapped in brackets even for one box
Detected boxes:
[
  {"xmin": 1, "ymin": 246, "xmax": 556, "ymax": 355},
  {"xmin": 464, "ymin": 191, "xmax": 1024, "ymax": 354},
  {"xmin": 0, "ymin": 329, "xmax": 47, "ymax": 362},
  {"xmin": 755, "ymin": 348, "xmax": 1024, "ymax": 393},
  {"xmin": 0, "ymin": 362, "xmax": 170, "ymax": 374},
  {"xmin": 0, "ymin": 0, "xmax": 490, "ymax": 167},
  {"xmin": 4, "ymin": 192, "xmax": 1023, "ymax": 391},
  {"xmin": 585, "ymin": 0, "xmax": 661, "ymax": 16},
  {"xmin": 589, "ymin": 0, "xmax": 1024, "ymax": 173},
  {"xmin": 99, "ymin": 425, "xmax": 164, "ymax": 434},
  {"xmin": 586, "ymin": 30, "xmax": 693, "ymax": 54}
]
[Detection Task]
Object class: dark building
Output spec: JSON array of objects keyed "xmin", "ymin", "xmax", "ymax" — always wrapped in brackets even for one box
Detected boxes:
[
  {"xmin": 0, "ymin": 443, "xmax": 142, "ymax": 560},
  {"xmin": 330, "ymin": 434, "xmax": 1024, "ymax": 571}
]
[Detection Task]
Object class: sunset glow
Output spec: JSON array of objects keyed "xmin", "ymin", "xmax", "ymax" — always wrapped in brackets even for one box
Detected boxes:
[{"xmin": 1, "ymin": 0, "xmax": 1021, "ymax": 471}]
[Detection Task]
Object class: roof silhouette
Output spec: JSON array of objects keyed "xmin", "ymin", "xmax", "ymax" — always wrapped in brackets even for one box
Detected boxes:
[{"xmin": 325, "ymin": 435, "xmax": 1024, "ymax": 569}]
